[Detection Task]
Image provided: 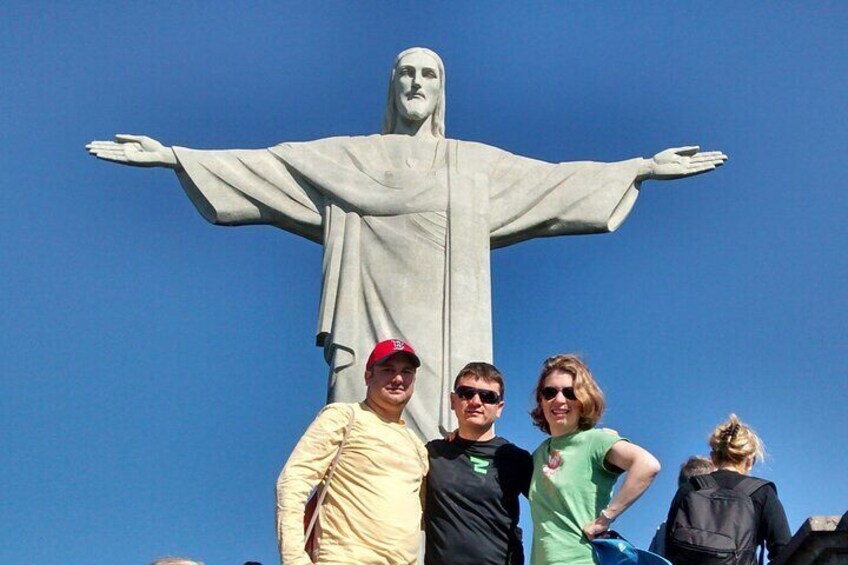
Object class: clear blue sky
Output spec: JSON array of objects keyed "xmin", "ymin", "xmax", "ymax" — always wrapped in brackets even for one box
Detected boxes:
[{"xmin": 2, "ymin": 2, "xmax": 846, "ymax": 564}]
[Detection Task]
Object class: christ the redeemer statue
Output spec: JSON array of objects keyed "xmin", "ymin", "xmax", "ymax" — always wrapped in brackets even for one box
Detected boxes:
[{"xmin": 87, "ymin": 47, "xmax": 726, "ymax": 440}]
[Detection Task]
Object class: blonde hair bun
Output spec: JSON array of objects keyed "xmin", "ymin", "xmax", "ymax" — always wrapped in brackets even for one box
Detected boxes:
[{"xmin": 708, "ymin": 413, "xmax": 765, "ymax": 466}]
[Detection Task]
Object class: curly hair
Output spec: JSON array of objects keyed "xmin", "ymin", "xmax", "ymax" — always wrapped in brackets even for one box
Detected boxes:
[
  {"xmin": 529, "ymin": 354, "xmax": 605, "ymax": 434},
  {"xmin": 709, "ymin": 413, "xmax": 765, "ymax": 467}
]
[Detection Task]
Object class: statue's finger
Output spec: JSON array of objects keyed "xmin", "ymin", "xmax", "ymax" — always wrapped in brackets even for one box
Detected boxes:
[
  {"xmin": 87, "ymin": 141, "xmax": 121, "ymax": 151},
  {"xmin": 686, "ymin": 163, "xmax": 716, "ymax": 174},
  {"xmin": 98, "ymin": 145, "xmax": 132, "ymax": 155},
  {"xmin": 689, "ymin": 154, "xmax": 725, "ymax": 164},
  {"xmin": 692, "ymin": 151, "xmax": 727, "ymax": 161},
  {"xmin": 92, "ymin": 151, "xmax": 125, "ymax": 160},
  {"xmin": 671, "ymin": 145, "xmax": 700, "ymax": 156},
  {"xmin": 89, "ymin": 145, "xmax": 128, "ymax": 156},
  {"xmin": 94, "ymin": 153, "xmax": 128, "ymax": 163},
  {"xmin": 115, "ymin": 134, "xmax": 145, "ymax": 143},
  {"xmin": 690, "ymin": 154, "xmax": 728, "ymax": 165}
]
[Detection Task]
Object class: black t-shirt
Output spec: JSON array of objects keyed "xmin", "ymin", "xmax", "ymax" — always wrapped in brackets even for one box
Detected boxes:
[
  {"xmin": 424, "ymin": 436, "xmax": 533, "ymax": 565},
  {"xmin": 665, "ymin": 470, "xmax": 792, "ymax": 564}
]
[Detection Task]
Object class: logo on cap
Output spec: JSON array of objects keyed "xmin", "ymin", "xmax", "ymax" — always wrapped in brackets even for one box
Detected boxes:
[{"xmin": 366, "ymin": 338, "xmax": 422, "ymax": 370}]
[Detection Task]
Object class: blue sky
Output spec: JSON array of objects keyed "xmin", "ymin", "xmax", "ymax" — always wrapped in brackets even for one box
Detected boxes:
[{"xmin": 2, "ymin": 2, "xmax": 846, "ymax": 564}]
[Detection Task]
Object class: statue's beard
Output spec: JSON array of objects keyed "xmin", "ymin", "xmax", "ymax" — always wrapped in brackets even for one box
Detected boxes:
[{"xmin": 398, "ymin": 100, "xmax": 434, "ymax": 123}]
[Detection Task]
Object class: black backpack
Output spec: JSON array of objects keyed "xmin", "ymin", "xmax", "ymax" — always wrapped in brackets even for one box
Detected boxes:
[{"xmin": 667, "ymin": 474, "xmax": 771, "ymax": 565}]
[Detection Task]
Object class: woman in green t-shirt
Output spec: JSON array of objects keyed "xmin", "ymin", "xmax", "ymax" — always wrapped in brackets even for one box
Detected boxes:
[{"xmin": 528, "ymin": 354, "xmax": 661, "ymax": 565}]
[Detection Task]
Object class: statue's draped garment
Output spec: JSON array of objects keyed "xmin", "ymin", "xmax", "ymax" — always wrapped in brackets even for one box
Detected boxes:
[{"xmin": 174, "ymin": 135, "xmax": 643, "ymax": 440}]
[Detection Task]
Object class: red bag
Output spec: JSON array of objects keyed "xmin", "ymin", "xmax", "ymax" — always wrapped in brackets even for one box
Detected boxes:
[{"xmin": 303, "ymin": 490, "xmax": 319, "ymax": 559}]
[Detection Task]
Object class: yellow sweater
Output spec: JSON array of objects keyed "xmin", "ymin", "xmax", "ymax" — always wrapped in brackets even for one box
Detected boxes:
[{"xmin": 276, "ymin": 402, "xmax": 428, "ymax": 564}]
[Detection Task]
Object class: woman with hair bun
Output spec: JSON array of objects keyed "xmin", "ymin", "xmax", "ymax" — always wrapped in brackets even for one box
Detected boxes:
[
  {"xmin": 528, "ymin": 354, "xmax": 661, "ymax": 564},
  {"xmin": 665, "ymin": 414, "xmax": 791, "ymax": 564}
]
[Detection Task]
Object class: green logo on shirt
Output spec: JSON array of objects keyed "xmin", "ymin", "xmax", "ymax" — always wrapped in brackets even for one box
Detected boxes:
[{"xmin": 468, "ymin": 455, "xmax": 490, "ymax": 475}]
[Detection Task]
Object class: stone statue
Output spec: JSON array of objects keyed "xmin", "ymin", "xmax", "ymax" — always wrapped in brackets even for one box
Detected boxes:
[{"xmin": 87, "ymin": 47, "xmax": 726, "ymax": 440}]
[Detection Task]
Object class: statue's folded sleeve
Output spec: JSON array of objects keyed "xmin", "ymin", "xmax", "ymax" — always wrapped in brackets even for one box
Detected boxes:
[
  {"xmin": 173, "ymin": 146, "xmax": 324, "ymax": 244},
  {"xmin": 486, "ymin": 151, "xmax": 644, "ymax": 248}
]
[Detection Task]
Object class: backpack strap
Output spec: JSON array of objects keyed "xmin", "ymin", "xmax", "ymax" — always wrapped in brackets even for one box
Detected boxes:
[
  {"xmin": 732, "ymin": 477, "xmax": 772, "ymax": 565},
  {"xmin": 734, "ymin": 476, "xmax": 772, "ymax": 497},
  {"xmin": 691, "ymin": 473, "xmax": 719, "ymax": 490}
]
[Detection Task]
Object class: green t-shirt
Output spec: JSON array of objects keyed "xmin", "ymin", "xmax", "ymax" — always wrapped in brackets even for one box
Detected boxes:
[{"xmin": 529, "ymin": 429, "xmax": 626, "ymax": 565}]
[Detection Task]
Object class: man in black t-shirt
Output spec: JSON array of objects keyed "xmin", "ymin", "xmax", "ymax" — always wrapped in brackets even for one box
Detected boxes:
[{"xmin": 424, "ymin": 362, "xmax": 533, "ymax": 565}]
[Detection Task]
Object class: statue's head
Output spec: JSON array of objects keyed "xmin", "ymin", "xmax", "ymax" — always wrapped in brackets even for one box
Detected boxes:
[{"xmin": 382, "ymin": 47, "xmax": 445, "ymax": 137}]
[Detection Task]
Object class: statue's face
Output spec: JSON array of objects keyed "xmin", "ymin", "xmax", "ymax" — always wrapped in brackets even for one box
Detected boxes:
[{"xmin": 393, "ymin": 51, "xmax": 441, "ymax": 122}]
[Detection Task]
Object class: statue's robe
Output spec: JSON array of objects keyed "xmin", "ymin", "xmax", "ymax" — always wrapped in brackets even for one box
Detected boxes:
[{"xmin": 173, "ymin": 134, "xmax": 643, "ymax": 440}]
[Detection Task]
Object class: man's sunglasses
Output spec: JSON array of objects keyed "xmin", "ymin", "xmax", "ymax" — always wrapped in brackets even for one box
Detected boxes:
[
  {"xmin": 454, "ymin": 386, "xmax": 501, "ymax": 405},
  {"xmin": 540, "ymin": 386, "xmax": 577, "ymax": 401}
]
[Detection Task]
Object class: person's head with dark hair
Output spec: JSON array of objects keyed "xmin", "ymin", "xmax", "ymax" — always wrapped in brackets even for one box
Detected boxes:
[
  {"xmin": 677, "ymin": 455, "xmax": 715, "ymax": 486},
  {"xmin": 453, "ymin": 361, "xmax": 505, "ymax": 397},
  {"xmin": 363, "ymin": 339, "xmax": 420, "ymax": 422},
  {"xmin": 451, "ymin": 361, "xmax": 505, "ymax": 440}
]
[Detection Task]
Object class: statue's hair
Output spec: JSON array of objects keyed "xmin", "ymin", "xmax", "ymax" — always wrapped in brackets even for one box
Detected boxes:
[
  {"xmin": 530, "ymin": 354, "xmax": 605, "ymax": 434},
  {"xmin": 708, "ymin": 413, "xmax": 765, "ymax": 467},
  {"xmin": 678, "ymin": 455, "xmax": 714, "ymax": 486},
  {"xmin": 149, "ymin": 558, "xmax": 205, "ymax": 565},
  {"xmin": 453, "ymin": 361, "xmax": 505, "ymax": 397},
  {"xmin": 382, "ymin": 47, "xmax": 446, "ymax": 138}
]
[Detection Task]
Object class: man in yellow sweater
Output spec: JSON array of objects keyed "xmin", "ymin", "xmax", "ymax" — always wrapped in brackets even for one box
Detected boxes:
[{"xmin": 276, "ymin": 339, "xmax": 429, "ymax": 564}]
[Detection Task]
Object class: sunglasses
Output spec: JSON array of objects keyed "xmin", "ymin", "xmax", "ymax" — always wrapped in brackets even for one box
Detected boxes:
[
  {"xmin": 540, "ymin": 386, "xmax": 577, "ymax": 401},
  {"xmin": 454, "ymin": 385, "xmax": 501, "ymax": 405}
]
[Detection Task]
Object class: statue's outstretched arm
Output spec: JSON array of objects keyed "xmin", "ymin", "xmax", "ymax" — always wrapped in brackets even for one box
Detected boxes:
[
  {"xmin": 86, "ymin": 134, "xmax": 180, "ymax": 170},
  {"xmin": 636, "ymin": 145, "xmax": 727, "ymax": 182}
]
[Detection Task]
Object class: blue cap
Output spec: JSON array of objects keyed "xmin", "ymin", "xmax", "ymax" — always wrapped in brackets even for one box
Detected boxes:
[{"xmin": 591, "ymin": 534, "xmax": 671, "ymax": 565}]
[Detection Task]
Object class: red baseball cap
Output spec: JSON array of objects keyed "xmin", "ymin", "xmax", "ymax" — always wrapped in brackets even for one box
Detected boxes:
[{"xmin": 366, "ymin": 339, "xmax": 421, "ymax": 370}]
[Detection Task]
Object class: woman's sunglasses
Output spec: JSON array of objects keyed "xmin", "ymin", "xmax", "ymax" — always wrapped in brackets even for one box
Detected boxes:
[
  {"xmin": 540, "ymin": 386, "xmax": 577, "ymax": 401},
  {"xmin": 454, "ymin": 385, "xmax": 501, "ymax": 405}
]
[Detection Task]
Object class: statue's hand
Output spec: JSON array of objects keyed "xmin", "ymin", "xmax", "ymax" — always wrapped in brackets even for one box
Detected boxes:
[
  {"xmin": 642, "ymin": 145, "xmax": 727, "ymax": 181},
  {"xmin": 86, "ymin": 134, "xmax": 179, "ymax": 169}
]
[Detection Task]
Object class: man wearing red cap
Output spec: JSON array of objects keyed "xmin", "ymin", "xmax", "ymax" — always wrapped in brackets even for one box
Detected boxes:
[{"xmin": 275, "ymin": 339, "xmax": 428, "ymax": 565}]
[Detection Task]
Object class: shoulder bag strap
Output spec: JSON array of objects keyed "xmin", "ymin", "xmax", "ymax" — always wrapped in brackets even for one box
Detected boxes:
[{"xmin": 304, "ymin": 405, "xmax": 356, "ymax": 540}]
